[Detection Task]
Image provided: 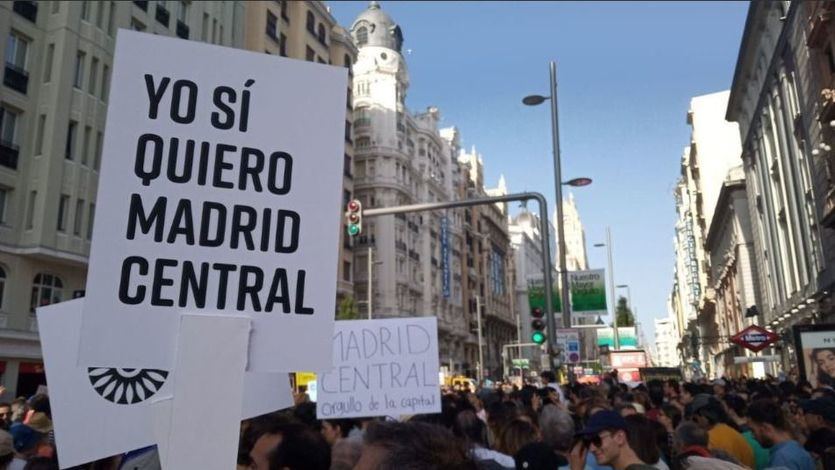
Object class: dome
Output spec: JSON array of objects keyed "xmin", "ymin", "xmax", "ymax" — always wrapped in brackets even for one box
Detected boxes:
[{"xmin": 350, "ymin": 1, "xmax": 403, "ymax": 52}]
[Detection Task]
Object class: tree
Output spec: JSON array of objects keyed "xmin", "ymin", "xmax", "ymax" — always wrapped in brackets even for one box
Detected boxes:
[
  {"xmin": 336, "ymin": 296, "xmax": 359, "ymax": 320},
  {"xmin": 615, "ymin": 295, "xmax": 635, "ymax": 327}
]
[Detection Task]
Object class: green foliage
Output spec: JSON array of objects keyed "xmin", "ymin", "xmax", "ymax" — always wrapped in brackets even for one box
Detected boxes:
[
  {"xmin": 615, "ymin": 295, "xmax": 635, "ymax": 327},
  {"xmin": 336, "ymin": 296, "xmax": 359, "ymax": 320}
]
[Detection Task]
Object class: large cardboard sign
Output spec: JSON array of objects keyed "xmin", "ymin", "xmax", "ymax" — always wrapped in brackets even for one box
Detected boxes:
[
  {"xmin": 79, "ymin": 30, "xmax": 347, "ymax": 371},
  {"xmin": 316, "ymin": 317, "xmax": 440, "ymax": 419},
  {"xmin": 37, "ymin": 299, "xmax": 293, "ymax": 469}
]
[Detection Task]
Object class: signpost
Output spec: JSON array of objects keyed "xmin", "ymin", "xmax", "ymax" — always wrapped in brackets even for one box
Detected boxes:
[{"xmin": 730, "ymin": 325, "xmax": 779, "ymax": 353}]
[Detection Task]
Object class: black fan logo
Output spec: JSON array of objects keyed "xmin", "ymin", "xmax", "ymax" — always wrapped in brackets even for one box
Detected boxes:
[{"xmin": 87, "ymin": 368, "xmax": 169, "ymax": 404}]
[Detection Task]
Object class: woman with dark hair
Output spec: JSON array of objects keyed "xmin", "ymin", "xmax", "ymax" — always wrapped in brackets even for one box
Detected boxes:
[{"xmin": 811, "ymin": 347, "xmax": 835, "ymax": 386}]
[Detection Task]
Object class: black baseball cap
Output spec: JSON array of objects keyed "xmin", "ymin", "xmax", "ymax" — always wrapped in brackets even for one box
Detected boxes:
[{"xmin": 576, "ymin": 410, "xmax": 627, "ymax": 436}]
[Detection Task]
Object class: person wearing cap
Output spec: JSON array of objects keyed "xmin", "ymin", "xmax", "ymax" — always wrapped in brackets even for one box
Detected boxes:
[
  {"xmin": 7, "ymin": 423, "xmax": 44, "ymax": 470},
  {"xmin": 568, "ymin": 410, "xmax": 655, "ymax": 470},
  {"xmin": 688, "ymin": 394, "xmax": 754, "ymax": 468},
  {"xmin": 799, "ymin": 396, "xmax": 835, "ymax": 433}
]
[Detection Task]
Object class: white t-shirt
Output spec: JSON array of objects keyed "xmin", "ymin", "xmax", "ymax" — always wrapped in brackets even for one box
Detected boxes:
[{"xmin": 8, "ymin": 457, "xmax": 27, "ymax": 470}]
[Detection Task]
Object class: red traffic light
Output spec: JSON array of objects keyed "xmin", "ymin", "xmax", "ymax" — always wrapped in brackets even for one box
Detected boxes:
[
  {"xmin": 531, "ymin": 307, "xmax": 544, "ymax": 318},
  {"xmin": 347, "ymin": 200, "xmax": 360, "ymax": 212}
]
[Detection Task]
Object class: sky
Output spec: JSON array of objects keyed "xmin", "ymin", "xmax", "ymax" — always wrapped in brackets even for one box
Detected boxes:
[{"xmin": 329, "ymin": 1, "xmax": 750, "ymax": 341}]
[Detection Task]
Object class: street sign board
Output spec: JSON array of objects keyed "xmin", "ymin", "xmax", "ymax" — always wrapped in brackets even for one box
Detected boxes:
[{"xmin": 730, "ymin": 325, "xmax": 779, "ymax": 353}]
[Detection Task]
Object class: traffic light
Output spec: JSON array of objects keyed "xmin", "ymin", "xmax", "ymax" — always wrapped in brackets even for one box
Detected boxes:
[
  {"xmin": 345, "ymin": 199, "xmax": 362, "ymax": 236},
  {"xmin": 531, "ymin": 307, "xmax": 546, "ymax": 345}
]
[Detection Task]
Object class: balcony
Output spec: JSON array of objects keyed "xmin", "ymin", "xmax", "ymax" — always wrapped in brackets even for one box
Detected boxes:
[
  {"xmin": 3, "ymin": 64, "xmax": 28, "ymax": 94},
  {"xmin": 408, "ymin": 249, "xmax": 420, "ymax": 261},
  {"xmin": 13, "ymin": 1, "xmax": 37, "ymax": 23},
  {"xmin": 0, "ymin": 140, "xmax": 20, "ymax": 170},
  {"xmin": 176, "ymin": 20, "xmax": 190, "ymax": 39},
  {"xmin": 134, "ymin": 0, "xmax": 149, "ymax": 11},
  {"xmin": 155, "ymin": 4, "xmax": 170, "ymax": 27},
  {"xmin": 395, "ymin": 240, "xmax": 407, "ymax": 252},
  {"xmin": 356, "ymin": 235, "xmax": 375, "ymax": 246}
]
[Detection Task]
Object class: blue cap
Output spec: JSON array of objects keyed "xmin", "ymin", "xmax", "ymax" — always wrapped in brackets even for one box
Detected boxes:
[
  {"xmin": 576, "ymin": 410, "xmax": 627, "ymax": 436},
  {"xmin": 9, "ymin": 423, "xmax": 43, "ymax": 452},
  {"xmin": 800, "ymin": 397, "xmax": 835, "ymax": 423}
]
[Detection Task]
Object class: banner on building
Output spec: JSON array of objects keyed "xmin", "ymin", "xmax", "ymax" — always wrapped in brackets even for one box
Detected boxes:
[
  {"xmin": 608, "ymin": 350, "xmax": 647, "ymax": 383},
  {"xmin": 597, "ymin": 326, "xmax": 639, "ymax": 349},
  {"xmin": 568, "ymin": 269, "xmax": 607, "ymax": 320},
  {"xmin": 78, "ymin": 30, "xmax": 347, "ymax": 372},
  {"xmin": 316, "ymin": 317, "xmax": 440, "ymax": 419},
  {"xmin": 793, "ymin": 323, "xmax": 835, "ymax": 388},
  {"xmin": 441, "ymin": 215, "xmax": 450, "ymax": 298}
]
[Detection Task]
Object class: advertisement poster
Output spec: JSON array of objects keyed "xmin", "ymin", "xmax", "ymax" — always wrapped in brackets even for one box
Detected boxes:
[
  {"xmin": 568, "ymin": 269, "xmax": 607, "ymax": 319},
  {"xmin": 793, "ymin": 324, "xmax": 835, "ymax": 388},
  {"xmin": 597, "ymin": 326, "xmax": 639, "ymax": 349}
]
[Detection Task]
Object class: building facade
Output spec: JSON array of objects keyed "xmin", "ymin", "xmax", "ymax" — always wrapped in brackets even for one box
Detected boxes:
[
  {"xmin": 0, "ymin": 0, "xmax": 244, "ymax": 397},
  {"xmin": 653, "ymin": 316, "xmax": 678, "ymax": 367}
]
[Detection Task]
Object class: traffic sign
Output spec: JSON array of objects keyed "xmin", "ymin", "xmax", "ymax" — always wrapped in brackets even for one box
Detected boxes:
[{"xmin": 730, "ymin": 325, "xmax": 779, "ymax": 352}]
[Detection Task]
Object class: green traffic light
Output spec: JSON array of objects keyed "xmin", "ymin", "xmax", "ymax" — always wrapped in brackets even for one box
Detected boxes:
[
  {"xmin": 531, "ymin": 331, "xmax": 546, "ymax": 345},
  {"xmin": 347, "ymin": 224, "xmax": 360, "ymax": 236}
]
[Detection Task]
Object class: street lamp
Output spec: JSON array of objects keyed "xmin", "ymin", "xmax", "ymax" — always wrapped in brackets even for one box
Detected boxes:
[
  {"xmin": 522, "ymin": 61, "xmax": 579, "ymax": 365},
  {"xmin": 593, "ymin": 227, "xmax": 619, "ymax": 350},
  {"xmin": 564, "ymin": 177, "xmax": 593, "ymax": 187}
]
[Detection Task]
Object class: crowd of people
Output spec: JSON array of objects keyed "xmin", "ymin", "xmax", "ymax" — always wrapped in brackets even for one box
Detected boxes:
[
  {"xmin": 1, "ymin": 371, "xmax": 834, "ymax": 469},
  {"xmin": 240, "ymin": 371, "xmax": 834, "ymax": 470}
]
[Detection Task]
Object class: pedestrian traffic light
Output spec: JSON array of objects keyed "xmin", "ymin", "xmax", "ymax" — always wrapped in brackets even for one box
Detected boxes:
[
  {"xmin": 345, "ymin": 199, "xmax": 362, "ymax": 236},
  {"xmin": 531, "ymin": 307, "xmax": 546, "ymax": 345}
]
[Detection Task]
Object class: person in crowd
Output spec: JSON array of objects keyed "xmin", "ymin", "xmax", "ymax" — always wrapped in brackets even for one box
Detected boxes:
[
  {"xmin": 541, "ymin": 371, "xmax": 566, "ymax": 404},
  {"xmin": 747, "ymin": 398, "xmax": 816, "ymax": 470},
  {"xmin": 0, "ymin": 405, "xmax": 11, "ymax": 432},
  {"xmin": 712, "ymin": 380, "xmax": 727, "ymax": 400},
  {"xmin": 688, "ymin": 394, "xmax": 754, "ymax": 468},
  {"xmin": 0, "ymin": 430, "xmax": 13, "ymax": 470},
  {"xmin": 246, "ymin": 415, "xmax": 305, "ymax": 470},
  {"xmin": 624, "ymin": 415, "xmax": 668, "ymax": 470},
  {"xmin": 496, "ymin": 418, "xmax": 541, "ymax": 457},
  {"xmin": 799, "ymin": 396, "xmax": 835, "ymax": 433},
  {"xmin": 266, "ymin": 422, "xmax": 330, "ymax": 470},
  {"xmin": 454, "ymin": 409, "xmax": 514, "ymax": 469},
  {"xmin": 319, "ymin": 419, "xmax": 355, "ymax": 447},
  {"xmin": 8, "ymin": 401, "xmax": 25, "ymax": 426},
  {"xmin": 721, "ymin": 394, "xmax": 769, "ymax": 470},
  {"xmin": 678, "ymin": 384, "xmax": 701, "ymax": 408},
  {"xmin": 538, "ymin": 403, "xmax": 575, "ymax": 466},
  {"xmin": 569, "ymin": 409, "xmax": 655, "ymax": 470},
  {"xmin": 8, "ymin": 424, "xmax": 44, "ymax": 470},
  {"xmin": 20, "ymin": 458, "xmax": 57, "ymax": 470},
  {"xmin": 664, "ymin": 380, "xmax": 680, "ymax": 403},
  {"xmin": 670, "ymin": 422, "xmax": 747, "ymax": 470},
  {"xmin": 514, "ymin": 442, "xmax": 565, "ymax": 470},
  {"xmin": 353, "ymin": 421, "xmax": 477, "ymax": 469}
]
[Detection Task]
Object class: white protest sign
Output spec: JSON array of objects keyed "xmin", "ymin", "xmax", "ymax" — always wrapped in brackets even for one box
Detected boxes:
[
  {"xmin": 37, "ymin": 299, "xmax": 293, "ymax": 469},
  {"xmin": 79, "ymin": 29, "xmax": 347, "ymax": 371},
  {"xmin": 316, "ymin": 317, "xmax": 440, "ymax": 419}
]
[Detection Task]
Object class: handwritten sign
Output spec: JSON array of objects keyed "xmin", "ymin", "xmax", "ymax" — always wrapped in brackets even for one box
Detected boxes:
[
  {"xmin": 316, "ymin": 317, "xmax": 440, "ymax": 419},
  {"xmin": 78, "ymin": 30, "xmax": 347, "ymax": 372}
]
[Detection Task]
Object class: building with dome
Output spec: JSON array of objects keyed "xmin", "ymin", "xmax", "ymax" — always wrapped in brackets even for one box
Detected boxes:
[{"xmin": 348, "ymin": 1, "xmax": 514, "ymax": 379}]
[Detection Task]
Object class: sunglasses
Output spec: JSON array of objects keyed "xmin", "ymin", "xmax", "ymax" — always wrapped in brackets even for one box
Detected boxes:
[{"xmin": 583, "ymin": 431, "xmax": 612, "ymax": 448}]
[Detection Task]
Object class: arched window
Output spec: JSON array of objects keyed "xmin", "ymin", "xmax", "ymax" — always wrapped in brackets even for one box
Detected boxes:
[
  {"xmin": 306, "ymin": 11, "xmax": 315, "ymax": 34},
  {"xmin": 0, "ymin": 266, "xmax": 6, "ymax": 310},
  {"xmin": 30, "ymin": 273, "xmax": 63, "ymax": 312},
  {"xmin": 356, "ymin": 26, "xmax": 368, "ymax": 46},
  {"xmin": 317, "ymin": 23, "xmax": 326, "ymax": 44}
]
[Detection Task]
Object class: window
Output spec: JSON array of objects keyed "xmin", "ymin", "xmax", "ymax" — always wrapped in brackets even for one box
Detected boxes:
[
  {"xmin": 96, "ymin": 1, "xmax": 105, "ymax": 28},
  {"xmin": 5, "ymin": 32, "xmax": 28, "ymax": 70},
  {"xmin": 94, "ymin": 131, "xmax": 103, "ymax": 169},
  {"xmin": 266, "ymin": 11, "xmax": 277, "ymax": 39},
  {"xmin": 74, "ymin": 199, "xmax": 84, "ymax": 235},
  {"xmin": 0, "ymin": 266, "xmax": 6, "ymax": 309},
  {"xmin": 317, "ymin": 23, "xmax": 326, "ymax": 45},
  {"xmin": 30, "ymin": 273, "xmax": 63, "ymax": 312},
  {"xmin": 0, "ymin": 107, "xmax": 19, "ymax": 145},
  {"xmin": 101, "ymin": 64, "xmax": 110, "ymax": 100},
  {"xmin": 82, "ymin": 126, "xmax": 91, "ymax": 165},
  {"xmin": 131, "ymin": 17, "xmax": 146, "ymax": 31},
  {"xmin": 280, "ymin": 0, "xmax": 288, "ymax": 21},
  {"xmin": 201, "ymin": 13, "xmax": 208, "ymax": 41},
  {"xmin": 81, "ymin": 1, "xmax": 90, "ymax": 21},
  {"xmin": 57, "ymin": 194, "xmax": 69, "ymax": 231},
  {"xmin": 89, "ymin": 57, "xmax": 99, "ymax": 94},
  {"xmin": 306, "ymin": 11, "xmax": 315, "ymax": 34},
  {"xmin": 345, "ymin": 121, "xmax": 352, "ymax": 143},
  {"xmin": 343, "ymin": 261, "xmax": 351, "ymax": 282},
  {"xmin": 305, "ymin": 46, "xmax": 315, "ymax": 62},
  {"xmin": 65, "ymin": 121, "xmax": 77, "ymax": 160},
  {"xmin": 25, "ymin": 190, "xmax": 35, "ymax": 229},
  {"xmin": 73, "ymin": 51, "xmax": 85, "ymax": 89},
  {"xmin": 43, "ymin": 43, "xmax": 54, "ymax": 82},
  {"xmin": 356, "ymin": 26, "xmax": 368, "ymax": 46},
  {"xmin": 0, "ymin": 188, "xmax": 7, "ymax": 224},
  {"xmin": 279, "ymin": 33, "xmax": 287, "ymax": 56},
  {"xmin": 108, "ymin": 2, "xmax": 116, "ymax": 35},
  {"xmin": 87, "ymin": 202, "xmax": 95, "ymax": 238},
  {"xmin": 35, "ymin": 114, "xmax": 45, "ymax": 155}
]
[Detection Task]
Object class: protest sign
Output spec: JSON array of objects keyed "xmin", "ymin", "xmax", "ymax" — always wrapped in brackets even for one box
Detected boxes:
[
  {"xmin": 316, "ymin": 317, "xmax": 440, "ymax": 419},
  {"xmin": 37, "ymin": 299, "xmax": 293, "ymax": 469},
  {"xmin": 158, "ymin": 315, "xmax": 248, "ymax": 470},
  {"xmin": 79, "ymin": 30, "xmax": 347, "ymax": 372}
]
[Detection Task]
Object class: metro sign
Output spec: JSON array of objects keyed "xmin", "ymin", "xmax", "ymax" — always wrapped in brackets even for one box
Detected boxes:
[{"xmin": 731, "ymin": 325, "xmax": 780, "ymax": 352}]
